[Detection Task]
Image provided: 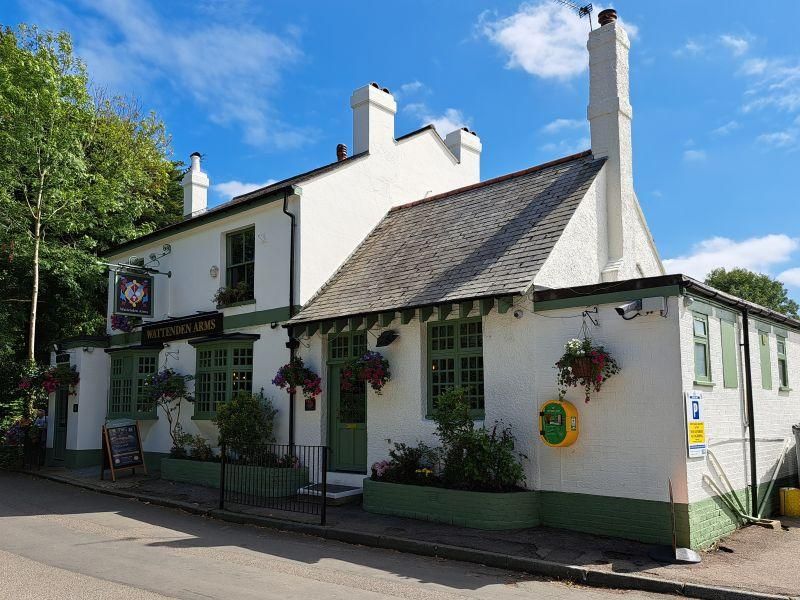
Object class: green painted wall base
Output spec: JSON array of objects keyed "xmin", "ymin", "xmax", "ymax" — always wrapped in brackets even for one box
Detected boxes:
[
  {"xmin": 362, "ymin": 479, "xmax": 540, "ymax": 530},
  {"xmin": 44, "ymin": 448, "xmax": 168, "ymax": 473},
  {"xmin": 161, "ymin": 458, "xmax": 309, "ymax": 497}
]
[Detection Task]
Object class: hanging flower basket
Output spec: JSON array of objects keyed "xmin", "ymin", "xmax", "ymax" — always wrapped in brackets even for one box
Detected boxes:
[
  {"xmin": 341, "ymin": 351, "xmax": 391, "ymax": 394},
  {"xmin": 19, "ymin": 364, "xmax": 80, "ymax": 395},
  {"xmin": 110, "ymin": 314, "xmax": 141, "ymax": 332},
  {"xmin": 273, "ymin": 357, "xmax": 322, "ymax": 400},
  {"xmin": 555, "ymin": 338, "xmax": 620, "ymax": 403}
]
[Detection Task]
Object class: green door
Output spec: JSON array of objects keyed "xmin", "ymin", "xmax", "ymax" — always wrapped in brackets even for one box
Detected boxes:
[
  {"xmin": 53, "ymin": 387, "xmax": 69, "ymax": 461},
  {"xmin": 327, "ymin": 332, "xmax": 368, "ymax": 473}
]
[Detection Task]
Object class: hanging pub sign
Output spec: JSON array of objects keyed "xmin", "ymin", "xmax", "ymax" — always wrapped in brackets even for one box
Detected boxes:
[
  {"xmin": 115, "ymin": 272, "xmax": 153, "ymax": 317},
  {"xmin": 142, "ymin": 311, "xmax": 223, "ymax": 343}
]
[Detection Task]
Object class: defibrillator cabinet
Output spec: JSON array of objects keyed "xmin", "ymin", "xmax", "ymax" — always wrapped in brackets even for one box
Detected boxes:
[{"xmin": 539, "ymin": 400, "xmax": 579, "ymax": 447}]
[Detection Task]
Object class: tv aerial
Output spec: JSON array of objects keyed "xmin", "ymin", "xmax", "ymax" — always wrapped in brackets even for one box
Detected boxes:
[{"xmin": 552, "ymin": 0, "xmax": 594, "ymax": 29}]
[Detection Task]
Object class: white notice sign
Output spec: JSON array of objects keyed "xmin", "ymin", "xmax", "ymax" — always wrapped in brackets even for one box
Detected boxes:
[{"xmin": 685, "ymin": 391, "xmax": 706, "ymax": 458}]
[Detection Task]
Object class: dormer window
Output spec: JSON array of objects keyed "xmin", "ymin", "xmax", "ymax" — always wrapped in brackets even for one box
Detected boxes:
[{"xmin": 225, "ymin": 227, "xmax": 255, "ymax": 301}]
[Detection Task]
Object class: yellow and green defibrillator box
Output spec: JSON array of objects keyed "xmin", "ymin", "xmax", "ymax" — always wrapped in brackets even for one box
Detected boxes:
[{"xmin": 539, "ymin": 400, "xmax": 579, "ymax": 447}]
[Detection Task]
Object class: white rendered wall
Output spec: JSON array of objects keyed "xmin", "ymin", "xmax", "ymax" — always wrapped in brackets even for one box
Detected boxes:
[
  {"xmin": 534, "ymin": 166, "xmax": 663, "ymax": 289},
  {"xmin": 679, "ymin": 301, "xmax": 800, "ymax": 504},
  {"xmin": 298, "ymin": 129, "xmax": 478, "ymax": 304},
  {"xmin": 296, "ymin": 298, "xmax": 688, "ymax": 503}
]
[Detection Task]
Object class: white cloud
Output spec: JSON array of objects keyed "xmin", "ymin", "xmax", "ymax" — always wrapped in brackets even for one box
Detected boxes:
[
  {"xmin": 674, "ymin": 39, "xmax": 704, "ymax": 57},
  {"xmin": 683, "ymin": 149, "xmax": 707, "ymax": 162},
  {"xmin": 540, "ymin": 136, "xmax": 590, "ymax": 155},
  {"xmin": 479, "ymin": 3, "xmax": 637, "ymax": 81},
  {"xmin": 541, "ymin": 118, "xmax": 586, "ymax": 134},
  {"xmin": 213, "ymin": 180, "xmax": 277, "ymax": 200},
  {"xmin": 27, "ymin": 0, "xmax": 307, "ymax": 148},
  {"xmin": 720, "ymin": 34, "xmax": 749, "ymax": 56},
  {"xmin": 711, "ymin": 120, "xmax": 740, "ymax": 136},
  {"xmin": 405, "ymin": 104, "xmax": 469, "ymax": 137},
  {"xmin": 664, "ymin": 235, "xmax": 800, "ymax": 279},
  {"xmin": 778, "ymin": 267, "xmax": 800, "ymax": 288},
  {"xmin": 395, "ymin": 81, "xmax": 426, "ymax": 99},
  {"xmin": 757, "ymin": 131, "xmax": 796, "ymax": 149}
]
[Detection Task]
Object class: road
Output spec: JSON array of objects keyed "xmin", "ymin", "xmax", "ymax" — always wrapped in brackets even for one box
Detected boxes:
[{"xmin": 0, "ymin": 471, "xmax": 675, "ymax": 600}]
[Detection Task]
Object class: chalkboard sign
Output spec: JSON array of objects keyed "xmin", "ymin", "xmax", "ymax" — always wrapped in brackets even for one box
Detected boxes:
[{"xmin": 101, "ymin": 420, "xmax": 147, "ymax": 481}]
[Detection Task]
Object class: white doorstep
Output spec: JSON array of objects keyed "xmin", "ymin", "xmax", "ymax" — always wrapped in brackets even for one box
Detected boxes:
[{"xmin": 326, "ymin": 471, "xmax": 367, "ymax": 488}]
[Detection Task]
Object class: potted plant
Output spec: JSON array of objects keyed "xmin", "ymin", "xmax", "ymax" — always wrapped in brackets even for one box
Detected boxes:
[
  {"xmin": 341, "ymin": 350, "xmax": 391, "ymax": 394},
  {"xmin": 213, "ymin": 281, "xmax": 254, "ymax": 308},
  {"xmin": 110, "ymin": 314, "xmax": 141, "ymax": 332},
  {"xmin": 272, "ymin": 357, "xmax": 322, "ymax": 401},
  {"xmin": 555, "ymin": 338, "xmax": 620, "ymax": 403}
]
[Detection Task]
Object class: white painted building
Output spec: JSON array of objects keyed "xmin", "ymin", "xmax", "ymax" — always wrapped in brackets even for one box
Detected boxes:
[{"xmin": 49, "ymin": 8, "xmax": 799, "ymax": 550}]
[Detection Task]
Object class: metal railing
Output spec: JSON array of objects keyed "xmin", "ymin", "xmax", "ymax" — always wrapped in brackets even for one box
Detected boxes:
[{"xmin": 219, "ymin": 443, "xmax": 328, "ymax": 525}]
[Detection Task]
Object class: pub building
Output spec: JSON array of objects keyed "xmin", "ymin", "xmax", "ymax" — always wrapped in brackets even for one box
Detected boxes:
[{"xmin": 49, "ymin": 11, "xmax": 800, "ymax": 550}]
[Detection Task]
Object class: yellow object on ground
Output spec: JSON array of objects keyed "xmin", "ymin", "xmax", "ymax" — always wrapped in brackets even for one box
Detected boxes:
[{"xmin": 779, "ymin": 487, "xmax": 800, "ymax": 517}]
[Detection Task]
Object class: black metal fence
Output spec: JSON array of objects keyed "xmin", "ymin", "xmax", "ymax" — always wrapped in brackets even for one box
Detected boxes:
[{"xmin": 219, "ymin": 444, "xmax": 328, "ymax": 525}]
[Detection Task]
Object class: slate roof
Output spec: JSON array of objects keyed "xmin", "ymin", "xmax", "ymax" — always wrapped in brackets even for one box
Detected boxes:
[{"xmin": 289, "ymin": 150, "xmax": 605, "ymax": 325}]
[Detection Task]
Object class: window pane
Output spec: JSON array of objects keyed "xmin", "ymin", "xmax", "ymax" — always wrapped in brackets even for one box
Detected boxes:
[
  {"xmin": 110, "ymin": 379, "xmax": 131, "ymax": 414},
  {"xmin": 694, "ymin": 342, "xmax": 708, "ymax": 378},
  {"xmin": 212, "ymin": 371, "xmax": 226, "ymax": 413},
  {"xmin": 693, "ymin": 318, "xmax": 707, "ymax": 337},
  {"xmin": 779, "ymin": 359, "xmax": 789, "ymax": 387},
  {"xmin": 329, "ymin": 335, "xmax": 349, "ymax": 360},
  {"xmin": 352, "ymin": 332, "xmax": 367, "ymax": 357},
  {"xmin": 138, "ymin": 355, "xmax": 157, "ymax": 374},
  {"xmin": 430, "ymin": 323, "xmax": 455, "ymax": 352},
  {"xmin": 459, "ymin": 320, "xmax": 482, "ymax": 350},
  {"xmin": 195, "ymin": 373, "xmax": 211, "ymax": 414},
  {"xmin": 229, "ymin": 233, "xmax": 244, "ymax": 266},
  {"xmin": 460, "ymin": 355, "xmax": 484, "ymax": 410},
  {"xmin": 777, "ymin": 340, "xmax": 786, "ymax": 356},
  {"xmin": 231, "ymin": 369, "xmax": 253, "ymax": 394},
  {"xmin": 430, "ymin": 357, "xmax": 455, "ymax": 407},
  {"xmin": 232, "ymin": 347, "xmax": 253, "ymax": 367},
  {"xmin": 243, "ymin": 229, "xmax": 255, "ymax": 262}
]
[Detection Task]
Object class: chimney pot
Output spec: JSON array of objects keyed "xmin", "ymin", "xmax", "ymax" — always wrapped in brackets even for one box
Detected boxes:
[
  {"xmin": 181, "ymin": 152, "xmax": 209, "ymax": 216},
  {"xmin": 597, "ymin": 8, "xmax": 617, "ymax": 26},
  {"xmin": 336, "ymin": 143, "xmax": 348, "ymax": 161}
]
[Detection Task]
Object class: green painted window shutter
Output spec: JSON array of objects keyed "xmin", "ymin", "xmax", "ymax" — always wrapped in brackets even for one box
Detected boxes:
[
  {"xmin": 759, "ymin": 332, "xmax": 772, "ymax": 390},
  {"xmin": 720, "ymin": 319, "xmax": 738, "ymax": 388}
]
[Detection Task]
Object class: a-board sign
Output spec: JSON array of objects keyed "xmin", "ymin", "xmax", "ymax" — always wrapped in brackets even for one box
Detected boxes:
[
  {"xmin": 142, "ymin": 312, "xmax": 223, "ymax": 343},
  {"xmin": 685, "ymin": 391, "xmax": 707, "ymax": 458},
  {"xmin": 101, "ymin": 419, "xmax": 147, "ymax": 481}
]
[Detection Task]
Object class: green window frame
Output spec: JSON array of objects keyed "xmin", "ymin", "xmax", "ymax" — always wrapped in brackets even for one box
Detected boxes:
[
  {"xmin": 693, "ymin": 313, "xmax": 712, "ymax": 384},
  {"xmin": 194, "ymin": 342, "xmax": 254, "ymax": 419},
  {"xmin": 427, "ymin": 317, "xmax": 484, "ymax": 418},
  {"xmin": 720, "ymin": 318, "xmax": 739, "ymax": 388},
  {"xmin": 225, "ymin": 227, "xmax": 255, "ymax": 298},
  {"xmin": 108, "ymin": 351, "xmax": 159, "ymax": 419},
  {"xmin": 759, "ymin": 332, "xmax": 773, "ymax": 390},
  {"xmin": 327, "ymin": 331, "xmax": 368, "ymax": 364},
  {"xmin": 777, "ymin": 336, "xmax": 789, "ymax": 390}
]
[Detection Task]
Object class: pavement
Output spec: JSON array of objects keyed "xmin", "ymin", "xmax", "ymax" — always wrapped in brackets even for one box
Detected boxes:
[
  {"xmin": 10, "ymin": 467, "xmax": 800, "ymax": 599},
  {"xmin": 1, "ymin": 471, "xmax": 671, "ymax": 600}
]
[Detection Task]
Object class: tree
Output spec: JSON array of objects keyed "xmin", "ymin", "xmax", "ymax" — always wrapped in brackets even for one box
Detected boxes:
[
  {"xmin": 0, "ymin": 25, "xmax": 182, "ymax": 368},
  {"xmin": 705, "ymin": 268, "xmax": 799, "ymax": 318},
  {"xmin": 0, "ymin": 25, "xmax": 182, "ymax": 422}
]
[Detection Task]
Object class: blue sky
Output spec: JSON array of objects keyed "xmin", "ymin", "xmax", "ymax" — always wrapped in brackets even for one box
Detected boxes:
[{"xmin": 4, "ymin": 0, "xmax": 800, "ymax": 296}]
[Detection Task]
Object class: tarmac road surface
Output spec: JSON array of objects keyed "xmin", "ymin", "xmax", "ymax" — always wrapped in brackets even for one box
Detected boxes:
[{"xmin": 0, "ymin": 471, "xmax": 678, "ymax": 600}]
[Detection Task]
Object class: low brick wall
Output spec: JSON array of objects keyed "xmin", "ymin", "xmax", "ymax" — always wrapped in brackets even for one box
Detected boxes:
[
  {"xmin": 161, "ymin": 458, "xmax": 309, "ymax": 497},
  {"xmin": 363, "ymin": 479, "xmax": 540, "ymax": 529}
]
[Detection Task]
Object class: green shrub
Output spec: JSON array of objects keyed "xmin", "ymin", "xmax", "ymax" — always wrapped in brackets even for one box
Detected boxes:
[
  {"xmin": 214, "ymin": 391, "xmax": 277, "ymax": 458},
  {"xmin": 188, "ymin": 434, "xmax": 214, "ymax": 462}
]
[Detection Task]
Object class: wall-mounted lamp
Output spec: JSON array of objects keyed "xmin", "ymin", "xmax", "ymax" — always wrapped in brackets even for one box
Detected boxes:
[
  {"xmin": 209, "ymin": 265, "xmax": 219, "ymax": 278},
  {"xmin": 376, "ymin": 330, "xmax": 399, "ymax": 347}
]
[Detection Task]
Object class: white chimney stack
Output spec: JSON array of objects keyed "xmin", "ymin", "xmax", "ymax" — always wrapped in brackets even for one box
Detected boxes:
[
  {"xmin": 588, "ymin": 8, "xmax": 631, "ymax": 282},
  {"xmin": 445, "ymin": 128, "xmax": 482, "ymax": 181},
  {"xmin": 182, "ymin": 152, "xmax": 209, "ymax": 217},
  {"xmin": 350, "ymin": 83, "xmax": 397, "ymax": 155}
]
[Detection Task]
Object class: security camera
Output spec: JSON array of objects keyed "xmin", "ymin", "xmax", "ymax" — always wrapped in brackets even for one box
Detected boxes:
[{"xmin": 615, "ymin": 300, "xmax": 642, "ymax": 318}]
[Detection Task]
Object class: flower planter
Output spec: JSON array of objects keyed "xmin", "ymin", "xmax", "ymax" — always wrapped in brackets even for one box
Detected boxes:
[
  {"xmin": 363, "ymin": 479, "xmax": 540, "ymax": 530},
  {"xmin": 570, "ymin": 357, "xmax": 594, "ymax": 378},
  {"xmin": 161, "ymin": 458, "xmax": 309, "ymax": 497}
]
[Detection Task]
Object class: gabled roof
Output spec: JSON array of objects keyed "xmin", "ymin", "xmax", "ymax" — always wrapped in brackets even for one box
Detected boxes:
[{"xmin": 289, "ymin": 150, "xmax": 605, "ymax": 325}]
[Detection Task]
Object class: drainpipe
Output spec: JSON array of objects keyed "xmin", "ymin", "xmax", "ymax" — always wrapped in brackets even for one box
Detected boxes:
[
  {"xmin": 741, "ymin": 308, "xmax": 758, "ymax": 515},
  {"xmin": 283, "ymin": 190, "xmax": 297, "ymax": 447}
]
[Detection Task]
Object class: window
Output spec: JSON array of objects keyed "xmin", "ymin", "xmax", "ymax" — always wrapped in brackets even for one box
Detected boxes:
[
  {"xmin": 759, "ymin": 331, "xmax": 772, "ymax": 390},
  {"xmin": 108, "ymin": 352, "xmax": 159, "ymax": 419},
  {"xmin": 194, "ymin": 343, "xmax": 254, "ymax": 418},
  {"xmin": 777, "ymin": 336, "xmax": 789, "ymax": 390},
  {"xmin": 720, "ymin": 318, "xmax": 739, "ymax": 388},
  {"xmin": 428, "ymin": 317, "xmax": 484, "ymax": 417},
  {"xmin": 226, "ymin": 227, "xmax": 255, "ymax": 298},
  {"xmin": 693, "ymin": 314, "xmax": 711, "ymax": 384},
  {"xmin": 327, "ymin": 331, "xmax": 367, "ymax": 362}
]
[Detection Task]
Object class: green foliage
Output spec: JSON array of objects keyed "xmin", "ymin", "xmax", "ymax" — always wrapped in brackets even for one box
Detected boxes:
[
  {"xmin": 372, "ymin": 388, "xmax": 526, "ymax": 492},
  {"xmin": 213, "ymin": 282, "xmax": 254, "ymax": 307},
  {"xmin": 0, "ymin": 24, "xmax": 182, "ymax": 426},
  {"xmin": 214, "ymin": 391, "xmax": 277, "ymax": 458},
  {"xmin": 142, "ymin": 369, "xmax": 194, "ymax": 453},
  {"xmin": 705, "ymin": 268, "xmax": 799, "ymax": 318},
  {"xmin": 187, "ymin": 435, "xmax": 214, "ymax": 462}
]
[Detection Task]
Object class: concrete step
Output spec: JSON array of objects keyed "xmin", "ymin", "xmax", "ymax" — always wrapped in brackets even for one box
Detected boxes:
[
  {"xmin": 325, "ymin": 471, "xmax": 367, "ymax": 488},
  {"xmin": 299, "ymin": 482, "xmax": 362, "ymax": 506}
]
